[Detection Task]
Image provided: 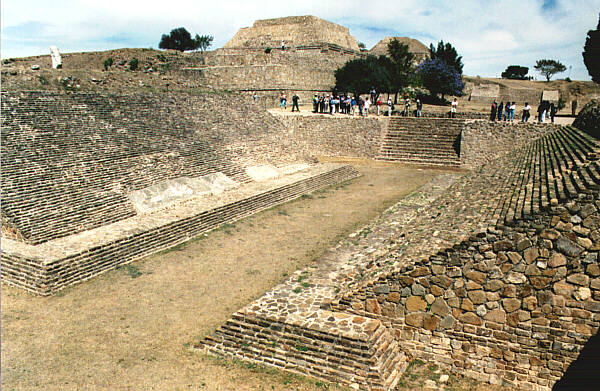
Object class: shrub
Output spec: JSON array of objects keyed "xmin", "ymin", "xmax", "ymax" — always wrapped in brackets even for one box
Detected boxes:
[
  {"xmin": 264, "ymin": 47, "xmax": 272, "ymax": 54},
  {"xmin": 129, "ymin": 58, "xmax": 139, "ymax": 71},
  {"xmin": 103, "ymin": 57, "xmax": 113, "ymax": 71}
]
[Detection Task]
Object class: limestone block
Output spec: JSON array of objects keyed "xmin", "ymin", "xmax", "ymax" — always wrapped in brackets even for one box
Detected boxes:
[{"xmin": 406, "ymin": 296, "xmax": 427, "ymax": 311}]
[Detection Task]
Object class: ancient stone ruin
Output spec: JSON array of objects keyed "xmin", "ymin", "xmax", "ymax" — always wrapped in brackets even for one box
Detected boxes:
[
  {"xmin": 202, "ymin": 119, "xmax": 600, "ymax": 390},
  {"xmin": 2, "ymin": 14, "xmax": 600, "ymax": 391},
  {"xmin": 0, "ymin": 91, "xmax": 360, "ymax": 294}
]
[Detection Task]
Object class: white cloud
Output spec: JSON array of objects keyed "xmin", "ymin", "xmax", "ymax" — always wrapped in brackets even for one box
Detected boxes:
[{"xmin": 1, "ymin": 0, "xmax": 599, "ymax": 80}]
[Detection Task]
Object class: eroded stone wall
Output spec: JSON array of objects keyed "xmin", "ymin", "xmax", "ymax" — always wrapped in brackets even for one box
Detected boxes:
[{"xmin": 274, "ymin": 114, "xmax": 387, "ymax": 159}]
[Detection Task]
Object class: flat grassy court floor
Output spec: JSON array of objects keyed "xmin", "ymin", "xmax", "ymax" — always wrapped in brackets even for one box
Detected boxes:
[{"xmin": 2, "ymin": 161, "xmax": 509, "ymax": 391}]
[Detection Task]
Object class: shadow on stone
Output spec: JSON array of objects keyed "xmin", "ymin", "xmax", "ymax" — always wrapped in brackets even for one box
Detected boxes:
[{"xmin": 552, "ymin": 328, "xmax": 600, "ymax": 390}]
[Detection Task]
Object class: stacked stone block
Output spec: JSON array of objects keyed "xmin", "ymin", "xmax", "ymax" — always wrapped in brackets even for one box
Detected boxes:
[{"xmin": 336, "ymin": 126, "xmax": 600, "ymax": 389}]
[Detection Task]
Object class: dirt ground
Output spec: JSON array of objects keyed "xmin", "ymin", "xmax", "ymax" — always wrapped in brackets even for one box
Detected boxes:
[{"xmin": 2, "ymin": 162, "xmax": 464, "ymax": 391}]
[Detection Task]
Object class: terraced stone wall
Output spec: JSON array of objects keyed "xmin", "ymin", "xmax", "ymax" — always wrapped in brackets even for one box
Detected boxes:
[
  {"xmin": 342, "ymin": 195, "xmax": 600, "ymax": 390},
  {"xmin": 224, "ymin": 15, "xmax": 360, "ymax": 51},
  {"xmin": 176, "ymin": 49, "xmax": 359, "ymax": 96}
]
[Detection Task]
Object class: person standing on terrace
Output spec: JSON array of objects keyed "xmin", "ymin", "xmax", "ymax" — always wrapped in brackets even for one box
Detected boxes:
[
  {"xmin": 490, "ymin": 100, "xmax": 497, "ymax": 121},
  {"xmin": 450, "ymin": 98, "xmax": 458, "ymax": 118},
  {"xmin": 522, "ymin": 102, "xmax": 531, "ymax": 122},
  {"xmin": 291, "ymin": 93, "xmax": 300, "ymax": 112}
]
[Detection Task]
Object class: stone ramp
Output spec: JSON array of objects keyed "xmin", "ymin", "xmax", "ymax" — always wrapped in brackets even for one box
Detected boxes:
[
  {"xmin": 377, "ymin": 117, "xmax": 463, "ymax": 166},
  {"xmin": 199, "ymin": 172, "xmax": 462, "ymax": 390}
]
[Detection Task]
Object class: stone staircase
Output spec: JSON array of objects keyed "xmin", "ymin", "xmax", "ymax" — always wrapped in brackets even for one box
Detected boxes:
[
  {"xmin": 490, "ymin": 126, "xmax": 600, "ymax": 225},
  {"xmin": 377, "ymin": 117, "xmax": 464, "ymax": 166}
]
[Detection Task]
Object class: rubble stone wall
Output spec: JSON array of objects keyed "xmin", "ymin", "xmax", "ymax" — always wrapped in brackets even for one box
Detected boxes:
[
  {"xmin": 345, "ymin": 196, "xmax": 600, "ymax": 390},
  {"xmin": 274, "ymin": 114, "xmax": 387, "ymax": 159}
]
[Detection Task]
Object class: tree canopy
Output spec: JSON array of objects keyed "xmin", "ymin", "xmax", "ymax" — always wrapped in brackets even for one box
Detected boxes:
[
  {"xmin": 583, "ymin": 14, "xmax": 600, "ymax": 83},
  {"xmin": 334, "ymin": 56, "xmax": 392, "ymax": 97},
  {"xmin": 534, "ymin": 59, "xmax": 566, "ymax": 82},
  {"xmin": 429, "ymin": 40, "xmax": 463, "ymax": 75},
  {"xmin": 159, "ymin": 27, "xmax": 213, "ymax": 52},
  {"xmin": 501, "ymin": 65, "xmax": 529, "ymax": 80},
  {"xmin": 417, "ymin": 58, "xmax": 464, "ymax": 100},
  {"xmin": 385, "ymin": 39, "xmax": 417, "ymax": 102}
]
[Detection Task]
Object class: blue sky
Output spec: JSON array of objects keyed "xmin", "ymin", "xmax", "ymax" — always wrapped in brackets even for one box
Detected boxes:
[{"xmin": 2, "ymin": 0, "xmax": 599, "ymax": 80}]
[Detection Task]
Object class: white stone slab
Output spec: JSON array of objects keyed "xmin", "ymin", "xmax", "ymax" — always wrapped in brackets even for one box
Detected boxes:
[
  {"xmin": 50, "ymin": 46, "xmax": 62, "ymax": 69},
  {"xmin": 128, "ymin": 173, "xmax": 238, "ymax": 213}
]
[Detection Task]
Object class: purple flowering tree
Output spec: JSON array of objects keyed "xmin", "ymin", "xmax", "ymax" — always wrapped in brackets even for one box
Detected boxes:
[{"xmin": 417, "ymin": 58, "xmax": 465, "ymax": 100}]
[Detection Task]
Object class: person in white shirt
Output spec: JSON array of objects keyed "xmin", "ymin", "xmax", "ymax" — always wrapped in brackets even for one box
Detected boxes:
[
  {"xmin": 522, "ymin": 102, "xmax": 531, "ymax": 122},
  {"xmin": 450, "ymin": 98, "xmax": 458, "ymax": 118},
  {"xmin": 364, "ymin": 98, "xmax": 371, "ymax": 117}
]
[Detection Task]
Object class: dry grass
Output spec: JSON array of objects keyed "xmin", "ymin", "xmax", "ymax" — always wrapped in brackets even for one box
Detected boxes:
[{"xmin": 2, "ymin": 162, "xmax": 457, "ymax": 391}]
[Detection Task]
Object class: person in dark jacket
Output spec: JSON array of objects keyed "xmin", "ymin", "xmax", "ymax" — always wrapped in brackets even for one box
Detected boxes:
[
  {"xmin": 497, "ymin": 101, "xmax": 504, "ymax": 121},
  {"xmin": 490, "ymin": 100, "xmax": 497, "ymax": 121},
  {"xmin": 291, "ymin": 93, "xmax": 300, "ymax": 112},
  {"xmin": 550, "ymin": 103, "xmax": 557, "ymax": 123}
]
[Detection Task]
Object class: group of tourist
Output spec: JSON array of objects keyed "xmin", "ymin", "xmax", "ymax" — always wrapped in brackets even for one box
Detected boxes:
[
  {"xmin": 277, "ymin": 92, "xmax": 428, "ymax": 118},
  {"xmin": 489, "ymin": 100, "xmax": 557, "ymax": 123},
  {"xmin": 281, "ymin": 93, "xmax": 378, "ymax": 117}
]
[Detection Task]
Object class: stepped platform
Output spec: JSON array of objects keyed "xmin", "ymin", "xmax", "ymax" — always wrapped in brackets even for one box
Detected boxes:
[
  {"xmin": 0, "ymin": 91, "xmax": 359, "ymax": 294},
  {"xmin": 202, "ymin": 125, "xmax": 600, "ymax": 390}
]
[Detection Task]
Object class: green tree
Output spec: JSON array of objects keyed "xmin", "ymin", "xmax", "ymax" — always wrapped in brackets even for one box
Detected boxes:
[
  {"xmin": 334, "ymin": 56, "xmax": 392, "ymax": 97},
  {"xmin": 429, "ymin": 40, "xmax": 463, "ymax": 74},
  {"xmin": 194, "ymin": 35, "xmax": 214, "ymax": 51},
  {"xmin": 534, "ymin": 59, "xmax": 566, "ymax": 82},
  {"xmin": 159, "ymin": 27, "xmax": 202, "ymax": 51},
  {"xmin": 583, "ymin": 14, "xmax": 600, "ymax": 83},
  {"xmin": 386, "ymin": 39, "xmax": 417, "ymax": 103},
  {"xmin": 501, "ymin": 65, "xmax": 529, "ymax": 80},
  {"xmin": 358, "ymin": 42, "xmax": 366, "ymax": 50}
]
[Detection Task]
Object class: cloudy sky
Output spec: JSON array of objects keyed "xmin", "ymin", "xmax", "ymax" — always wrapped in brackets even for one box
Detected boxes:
[{"xmin": 2, "ymin": 0, "xmax": 599, "ymax": 80}]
